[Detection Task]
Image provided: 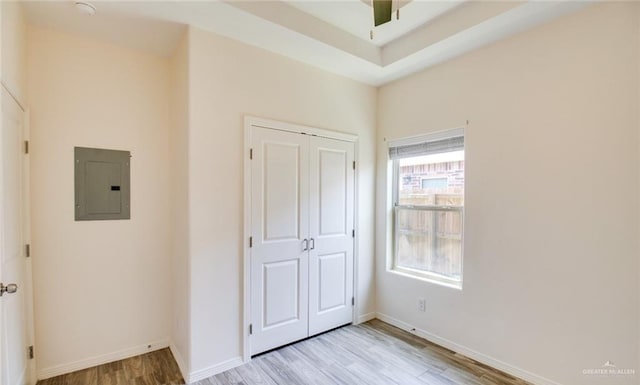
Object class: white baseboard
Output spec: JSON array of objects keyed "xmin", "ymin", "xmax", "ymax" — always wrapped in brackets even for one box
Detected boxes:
[
  {"xmin": 185, "ymin": 356, "xmax": 244, "ymax": 383},
  {"xmin": 356, "ymin": 311, "xmax": 376, "ymax": 324},
  {"xmin": 169, "ymin": 343, "xmax": 189, "ymax": 382},
  {"xmin": 375, "ymin": 313, "xmax": 562, "ymax": 385},
  {"xmin": 37, "ymin": 338, "xmax": 170, "ymax": 380}
]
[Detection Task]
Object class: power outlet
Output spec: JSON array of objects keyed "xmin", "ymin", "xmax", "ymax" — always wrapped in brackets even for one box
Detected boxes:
[{"xmin": 417, "ymin": 298, "xmax": 426, "ymax": 312}]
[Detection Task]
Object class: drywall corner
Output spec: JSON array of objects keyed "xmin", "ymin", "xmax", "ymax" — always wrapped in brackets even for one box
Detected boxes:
[{"xmin": 168, "ymin": 28, "xmax": 192, "ymax": 380}]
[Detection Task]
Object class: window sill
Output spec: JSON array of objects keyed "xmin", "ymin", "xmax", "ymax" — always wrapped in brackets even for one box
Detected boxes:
[{"xmin": 387, "ymin": 267, "xmax": 463, "ymax": 290}]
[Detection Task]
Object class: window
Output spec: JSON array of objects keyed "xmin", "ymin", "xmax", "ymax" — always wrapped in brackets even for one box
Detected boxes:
[
  {"xmin": 389, "ymin": 130, "xmax": 464, "ymax": 287},
  {"xmin": 421, "ymin": 178, "xmax": 448, "ymax": 189}
]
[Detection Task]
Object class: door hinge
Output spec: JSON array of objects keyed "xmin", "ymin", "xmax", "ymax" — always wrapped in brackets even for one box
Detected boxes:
[
  {"xmin": 249, "ymin": 236, "xmax": 253, "ymax": 248},
  {"xmin": 351, "ymin": 297, "xmax": 355, "ymax": 306},
  {"xmin": 352, "ymin": 161, "xmax": 356, "ymax": 170},
  {"xmin": 28, "ymin": 345, "xmax": 34, "ymax": 360},
  {"xmin": 25, "ymin": 244, "xmax": 30, "ymax": 258},
  {"xmin": 352, "ymin": 229, "xmax": 355, "ymax": 238},
  {"xmin": 24, "ymin": 140, "xmax": 29, "ymax": 154},
  {"xmin": 249, "ymin": 324, "xmax": 253, "ymax": 335},
  {"xmin": 250, "ymin": 148, "xmax": 253, "ymax": 160}
]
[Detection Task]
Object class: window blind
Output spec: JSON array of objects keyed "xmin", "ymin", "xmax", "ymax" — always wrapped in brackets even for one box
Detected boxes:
[{"xmin": 388, "ymin": 135, "xmax": 464, "ymax": 160}]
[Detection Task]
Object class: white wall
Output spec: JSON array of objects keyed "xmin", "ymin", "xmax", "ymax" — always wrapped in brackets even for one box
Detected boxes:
[
  {"xmin": 1, "ymin": 0, "xmax": 27, "ymax": 103},
  {"xmin": 24, "ymin": 3, "xmax": 639, "ymax": 384},
  {"xmin": 168, "ymin": 30, "xmax": 191, "ymax": 375},
  {"xmin": 22, "ymin": 19, "xmax": 376, "ymax": 381},
  {"xmin": 185, "ymin": 26, "xmax": 377, "ymax": 376},
  {"xmin": 377, "ymin": 3, "xmax": 638, "ymax": 385},
  {"xmin": 27, "ymin": 26, "xmax": 172, "ymax": 378}
]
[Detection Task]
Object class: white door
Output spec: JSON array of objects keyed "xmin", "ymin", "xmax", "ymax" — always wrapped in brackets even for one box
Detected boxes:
[
  {"xmin": 250, "ymin": 127, "xmax": 310, "ymax": 355},
  {"xmin": 308, "ymin": 137, "xmax": 354, "ymax": 336},
  {"xmin": 1, "ymin": 88, "xmax": 29, "ymax": 385},
  {"xmin": 249, "ymin": 125, "xmax": 355, "ymax": 355}
]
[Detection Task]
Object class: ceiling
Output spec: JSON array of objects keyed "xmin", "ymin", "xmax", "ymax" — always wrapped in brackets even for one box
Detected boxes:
[
  {"xmin": 286, "ymin": 1, "xmax": 464, "ymax": 47},
  {"xmin": 22, "ymin": 1, "xmax": 592, "ymax": 86}
]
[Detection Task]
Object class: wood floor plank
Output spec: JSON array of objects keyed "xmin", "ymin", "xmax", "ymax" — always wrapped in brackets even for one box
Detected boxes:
[
  {"xmin": 277, "ymin": 345, "xmax": 337, "ymax": 385},
  {"xmin": 215, "ymin": 368, "xmax": 245, "ymax": 385},
  {"xmin": 358, "ymin": 328, "xmax": 448, "ymax": 373},
  {"xmin": 65, "ymin": 367, "xmax": 98, "ymax": 385},
  {"xmin": 366, "ymin": 319, "xmax": 432, "ymax": 349},
  {"xmin": 290, "ymin": 339, "xmax": 339, "ymax": 369},
  {"xmin": 316, "ymin": 362, "xmax": 371, "ymax": 385},
  {"xmin": 37, "ymin": 376, "xmax": 63, "ymax": 385},
  {"xmin": 480, "ymin": 369, "xmax": 530, "ymax": 385},
  {"xmin": 439, "ymin": 366, "xmax": 489, "ymax": 385},
  {"xmin": 98, "ymin": 359, "xmax": 124, "ymax": 376},
  {"xmin": 418, "ymin": 370, "xmax": 459, "ymax": 385},
  {"xmin": 37, "ymin": 348, "xmax": 184, "ymax": 385},
  {"xmin": 341, "ymin": 362, "xmax": 398, "ymax": 385},
  {"xmin": 99, "ymin": 368, "xmax": 128, "ymax": 385},
  {"xmin": 122, "ymin": 354, "xmax": 146, "ymax": 380},
  {"xmin": 254, "ymin": 351, "xmax": 309, "ymax": 385},
  {"xmin": 312, "ymin": 335, "xmax": 371, "ymax": 369},
  {"xmin": 340, "ymin": 328, "xmax": 433, "ymax": 376},
  {"xmin": 235, "ymin": 361, "xmax": 278, "ymax": 385},
  {"xmin": 194, "ymin": 377, "xmax": 222, "ymax": 385}
]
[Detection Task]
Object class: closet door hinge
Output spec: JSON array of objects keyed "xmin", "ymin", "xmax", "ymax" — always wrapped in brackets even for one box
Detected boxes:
[
  {"xmin": 25, "ymin": 244, "xmax": 30, "ymax": 258},
  {"xmin": 24, "ymin": 140, "xmax": 29, "ymax": 154},
  {"xmin": 249, "ymin": 237, "xmax": 253, "ymax": 248},
  {"xmin": 28, "ymin": 346, "xmax": 34, "ymax": 360},
  {"xmin": 352, "ymin": 229, "xmax": 355, "ymax": 238},
  {"xmin": 250, "ymin": 148, "xmax": 253, "ymax": 160},
  {"xmin": 249, "ymin": 324, "xmax": 253, "ymax": 335},
  {"xmin": 351, "ymin": 297, "xmax": 355, "ymax": 306},
  {"xmin": 352, "ymin": 161, "xmax": 355, "ymax": 170}
]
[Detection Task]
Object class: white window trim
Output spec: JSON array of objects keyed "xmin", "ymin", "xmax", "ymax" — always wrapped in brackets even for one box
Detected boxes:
[
  {"xmin": 389, "ymin": 267, "xmax": 463, "ymax": 290},
  {"xmin": 387, "ymin": 127, "xmax": 464, "ymax": 148},
  {"xmin": 388, "ymin": 128, "xmax": 465, "ymax": 289}
]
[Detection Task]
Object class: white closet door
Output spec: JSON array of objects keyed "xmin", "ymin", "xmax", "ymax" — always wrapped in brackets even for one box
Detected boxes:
[
  {"xmin": 250, "ymin": 127, "xmax": 310, "ymax": 355},
  {"xmin": 308, "ymin": 136, "xmax": 354, "ymax": 336}
]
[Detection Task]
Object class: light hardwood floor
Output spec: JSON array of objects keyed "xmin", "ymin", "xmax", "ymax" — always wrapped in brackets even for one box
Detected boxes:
[
  {"xmin": 38, "ymin": 320, "xmax": 531, "ymax": 385},
  {"xmin": 36, "ymin": 348, "xmax": 184, "ymax": 385},
  {"xmin": 198, "ymin": 319, "xmax": 531, "ymax": 385}
]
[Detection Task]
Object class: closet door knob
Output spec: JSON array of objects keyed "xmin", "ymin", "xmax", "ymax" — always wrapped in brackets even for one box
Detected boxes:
[
  {"xmin": 310, "ymin": 238, "xmax": 315, "ymax": 250},
  {"xmin": 302, "ymin": 239, "xmax": 309, "ymax": 251}
]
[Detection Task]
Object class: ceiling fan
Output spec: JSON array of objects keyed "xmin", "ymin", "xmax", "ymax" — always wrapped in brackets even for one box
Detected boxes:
[{"xmin": 370, "ymin": 0, "xmax": 403, "ymax": 39}]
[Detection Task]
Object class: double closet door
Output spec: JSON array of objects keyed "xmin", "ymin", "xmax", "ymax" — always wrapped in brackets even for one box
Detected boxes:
[{"xmin": 250, "ymin": 126, "xmax": 355, "ymax": 355}]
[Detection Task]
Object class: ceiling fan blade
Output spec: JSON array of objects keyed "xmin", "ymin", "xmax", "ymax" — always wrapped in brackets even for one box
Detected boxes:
[{"xmin": 373, "ymin": 0, "xmax": 392, "ymax": 27}]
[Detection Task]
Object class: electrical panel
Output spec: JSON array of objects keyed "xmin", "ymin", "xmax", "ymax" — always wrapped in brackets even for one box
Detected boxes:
[{"xmin": 75, "ymin": 147, "xmax": 130, "ymax": 221}]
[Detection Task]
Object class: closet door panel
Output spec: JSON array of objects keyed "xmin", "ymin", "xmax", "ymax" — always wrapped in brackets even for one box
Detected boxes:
[
  {"xmin": 308, "ymin": 137, "xmax": 355, "ymax": 336},
  {"xmin": 250, "ymin": 127, "xmax": 309, "ymax": 355}
]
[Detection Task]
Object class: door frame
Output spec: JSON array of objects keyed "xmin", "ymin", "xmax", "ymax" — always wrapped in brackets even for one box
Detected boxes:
[
  {"xmin": 1, "ymin": 82, "xmax": 36, "ymax": 385},
  {"xmin": 242, "ymin": 116, "xmax": 359, "ymax": 363},
  {"xmin": 23, "ymin": 107, "xmax": 36, "ymax": 385}
]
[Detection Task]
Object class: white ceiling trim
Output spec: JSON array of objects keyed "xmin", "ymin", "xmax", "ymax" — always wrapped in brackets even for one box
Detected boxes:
[
  {"xmin": 225, "ymin": 1, "xmax": 382, "ymax": 65},
  {"xmin": 381, "ymin": 1, "xmax": 523, "ymax": 66},
  {"xmin": 23, "ymin": 1, "xmax": 595, "ymax": 86},
  {"xmin": 287, "ymin": 0, "xmax": 465, "ymax": 47},
  {"xmin": 379, "ymin": 1, "xmax": 595, "ymax": 85}
]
